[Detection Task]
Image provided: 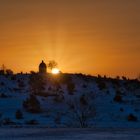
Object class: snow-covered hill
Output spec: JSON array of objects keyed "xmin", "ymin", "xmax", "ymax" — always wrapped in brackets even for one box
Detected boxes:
[{"xmin": 0, "ymin": 73, "xmax": 140, "ymax": 128}]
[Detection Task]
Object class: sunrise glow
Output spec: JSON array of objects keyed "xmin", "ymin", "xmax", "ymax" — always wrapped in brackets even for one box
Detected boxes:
[
  {"xmin": 0, "ymin": 0, "xmax": 139, "ymax": 78},
  {"xmin": 51, "ymin": 68, "xmax": 60, "ymax": 75}
]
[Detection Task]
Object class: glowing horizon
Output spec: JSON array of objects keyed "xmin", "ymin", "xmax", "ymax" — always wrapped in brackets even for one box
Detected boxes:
[{"xmin": 0, "ymin": 0, "xmax": 140, "ymax": 78}]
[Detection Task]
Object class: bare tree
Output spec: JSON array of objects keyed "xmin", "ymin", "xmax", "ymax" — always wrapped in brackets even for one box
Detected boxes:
[
  {"xmin": 47, "ymin": 60, "xmax": 58, "ymax": 70},
  {"xmin": 0, "ymin": 64, "xmax": 6, "ymax": 74},
  {"xmin": 0, "ymin": 65, "xmax": 14, "ymax": 75},
  {"xmin": 67, "ymin": 95, "xmax": 96, "ymax": 128},
  {"xmin": 1, "ymin": 64, "xmax": 6, "ymax": 71}
]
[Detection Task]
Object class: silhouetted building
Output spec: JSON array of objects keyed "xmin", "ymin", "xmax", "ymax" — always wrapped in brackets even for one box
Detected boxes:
[{"xmin": 39, "ymin": 60, "xmax": 47, "ymax": 74}]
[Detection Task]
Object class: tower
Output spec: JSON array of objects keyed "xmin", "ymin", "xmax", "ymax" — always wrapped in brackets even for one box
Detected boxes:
[{"xmin": 39, "ymin": 60, "xmax": 47, "ymax": 74}]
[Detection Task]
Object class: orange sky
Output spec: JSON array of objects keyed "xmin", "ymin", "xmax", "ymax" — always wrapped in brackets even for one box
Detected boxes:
[{"xmin": 0, "ymin": 0, "xmax": 140, "ymax": 78}]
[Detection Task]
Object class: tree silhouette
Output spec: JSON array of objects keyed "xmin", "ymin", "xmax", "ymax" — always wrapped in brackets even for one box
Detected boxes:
[
  {"xmin": 1, "ymin": 64, "xmax": 6, "ymax": 72},
  {"xmin": 23, "ymin": 94, "xmax": 41, "ymax": 113},
  {"xmin": 47, "ymin": 60, "xmax": 58, "ymax": 70},
  {"xmin": 6, "ymin": 69, "xmax": 13, "ymax": 75},
  {"xmin": 67, "ymin": 95, "xmax": 96, "ymax": 128}
]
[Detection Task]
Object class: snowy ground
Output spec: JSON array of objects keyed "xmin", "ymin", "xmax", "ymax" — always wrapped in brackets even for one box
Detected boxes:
[
  {"xmin": 0, "ymin": 74, "xmax": 140, "ymax": 128},
  {"xmin": 0, "ymin": 128, "xmax": 140, "ymax": 140}
]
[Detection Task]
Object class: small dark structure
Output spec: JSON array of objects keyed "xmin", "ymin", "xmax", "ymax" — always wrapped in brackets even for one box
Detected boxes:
[{"xmin": 39, "ymin": 60, "xmax": 47, "ymax": 74}]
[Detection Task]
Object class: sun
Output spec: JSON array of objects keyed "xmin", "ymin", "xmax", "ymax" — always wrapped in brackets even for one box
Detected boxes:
[{"xmin": 51, "ymin": 68, "xmax": 60, "ymax": 74}]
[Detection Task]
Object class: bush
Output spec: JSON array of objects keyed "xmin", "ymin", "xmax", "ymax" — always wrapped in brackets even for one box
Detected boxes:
[
  {"xmin": 122, "ymin": 76, "xmax": 127, "ymax": 80},
  {"xmin": 114, "ymin": 95, "xmax": 122, "ymax": 102},
  {"xmin": 80, "ymin": 94, "xmax": 88, "ymax": 106},
  {"xmin": 11, "ymin": 76, "xmax": 16, "ymax": 81},
  {"xmin": 23, "ymin": 94, "xmax": 41, "ymax": 113},
  {"xmin": 0, "ymin": 82, "xmax": 5, "ymax": 86},
  {"xmin": 54, "ymin": 112, "xmax": 61, "ymax": 125},
  {"xmin": 53, "ymin": 95, "xmax": 64, "ymax": 103},
  {"xmin": 127, "ymin": 114, "xmax": 138, "ymax": 122},
  {"xmin": 67, "ymin": 82, "xmax": 75, "ymax": 95},
  {"xmin": 120, "ymin": 108, "xmax": 124, "ymax": 112},
  {"xmin": 116, "ymin": 90, "xmax": 123, "ymax": 95},
  {"xmin": 15, "ymin": 110, "xmax": 23, "ymax": 119},
  {"xmin": 0, "ymin": 93, "xmax": 8, "ymax": 98},
  {"xmin": 2, "ymin": 118, "xmax": 15, "ymax": 125},
  {"xmin": 25, "ymin": 119, "xmax": 38, "ymax": 125},
  {"xmin": 18, "ymin": 81, "xmax": 25, "ymax": 88},
  {"xmin": 96, "ymin": 80, "xmax": 106, "ymax": 90},
  {"xmin": 6, "ymin": 69, "xmax": 13, "ymax": 75}
]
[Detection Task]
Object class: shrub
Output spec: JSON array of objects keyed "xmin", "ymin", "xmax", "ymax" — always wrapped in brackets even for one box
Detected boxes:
[
  {"xmin": 114, "ymin": 95, "xmax": 122, "ymax": 102},
  {"xmin": 26, "ymin": 119, "xmax": 38, "ymax": 125},
  {"xmin": 15, "ymin": 110, "xmax": 23, "ymax": 119},
  {"xmin": 98, "ymin": 81, "xmax": 106, "ymax": 90},
  {"xmin": 0, "ymin": 82, "xmax": 5, "ymax": 86},
  {"xmin": 2, "ymin": 118, "xmax": 15, "ymax": 125},
  {"xmin": 67, "ymin": 82, "xmax": 75, "ymax": 95},
  {"xmin": 127, "ymin": 114, "xmax": 138, "ymax": 122},
  {"xmin": 95, "ymin": 78, "xmax": 107, "ymax": 90},
  {"xmin": 18, "ymin": 81, "xmax": 25, "ymax": 88},
  {"xmin": 53, "ymin": 95, "xmax": 64, "ymax": 103},
  {"xmin": 54, "ymin": 112, "xmax": 61, "ymax": 125},
  {"xmin": 120, "ymin": 108, "xmax": 124, "ymax": 112},
  {"xmin": 98, "ymin": 74, "xmax": 102, "ymax": 79},
  {"xmin": 116, "ymin": 90, "xmax": 123, "ymax": 95},
  {"xmin": 122, "ymin": 76, "xmax": 127, "ymax": 80},
  {"xmin": 11, "ymin": 76, "xmax": 16, "ymax": 81},
  {"xmin": 0, "ymin": 93, "xmax": 8, "ymax": 98},
  {"xmin": 80, "ymin": 94, "xmax": 88, "ymax": 106},
  {"xmin": 6, "ymin": 69, "xmax": 13, "ymax": 75},
  {"xmin": 23, "ymin": 94, "xmax": 41, "ymax": 113}
]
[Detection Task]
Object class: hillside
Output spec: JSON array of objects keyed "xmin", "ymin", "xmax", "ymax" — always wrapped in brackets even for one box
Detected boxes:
[{"xmin": 0, "ymin": 73, "xmax": 140, "ymax": 128}]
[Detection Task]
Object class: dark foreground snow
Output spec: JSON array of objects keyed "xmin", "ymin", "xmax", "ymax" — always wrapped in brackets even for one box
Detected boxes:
[{"xmin": 0, "ymin": 128, "xmax": 140, "ymax": 140}]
